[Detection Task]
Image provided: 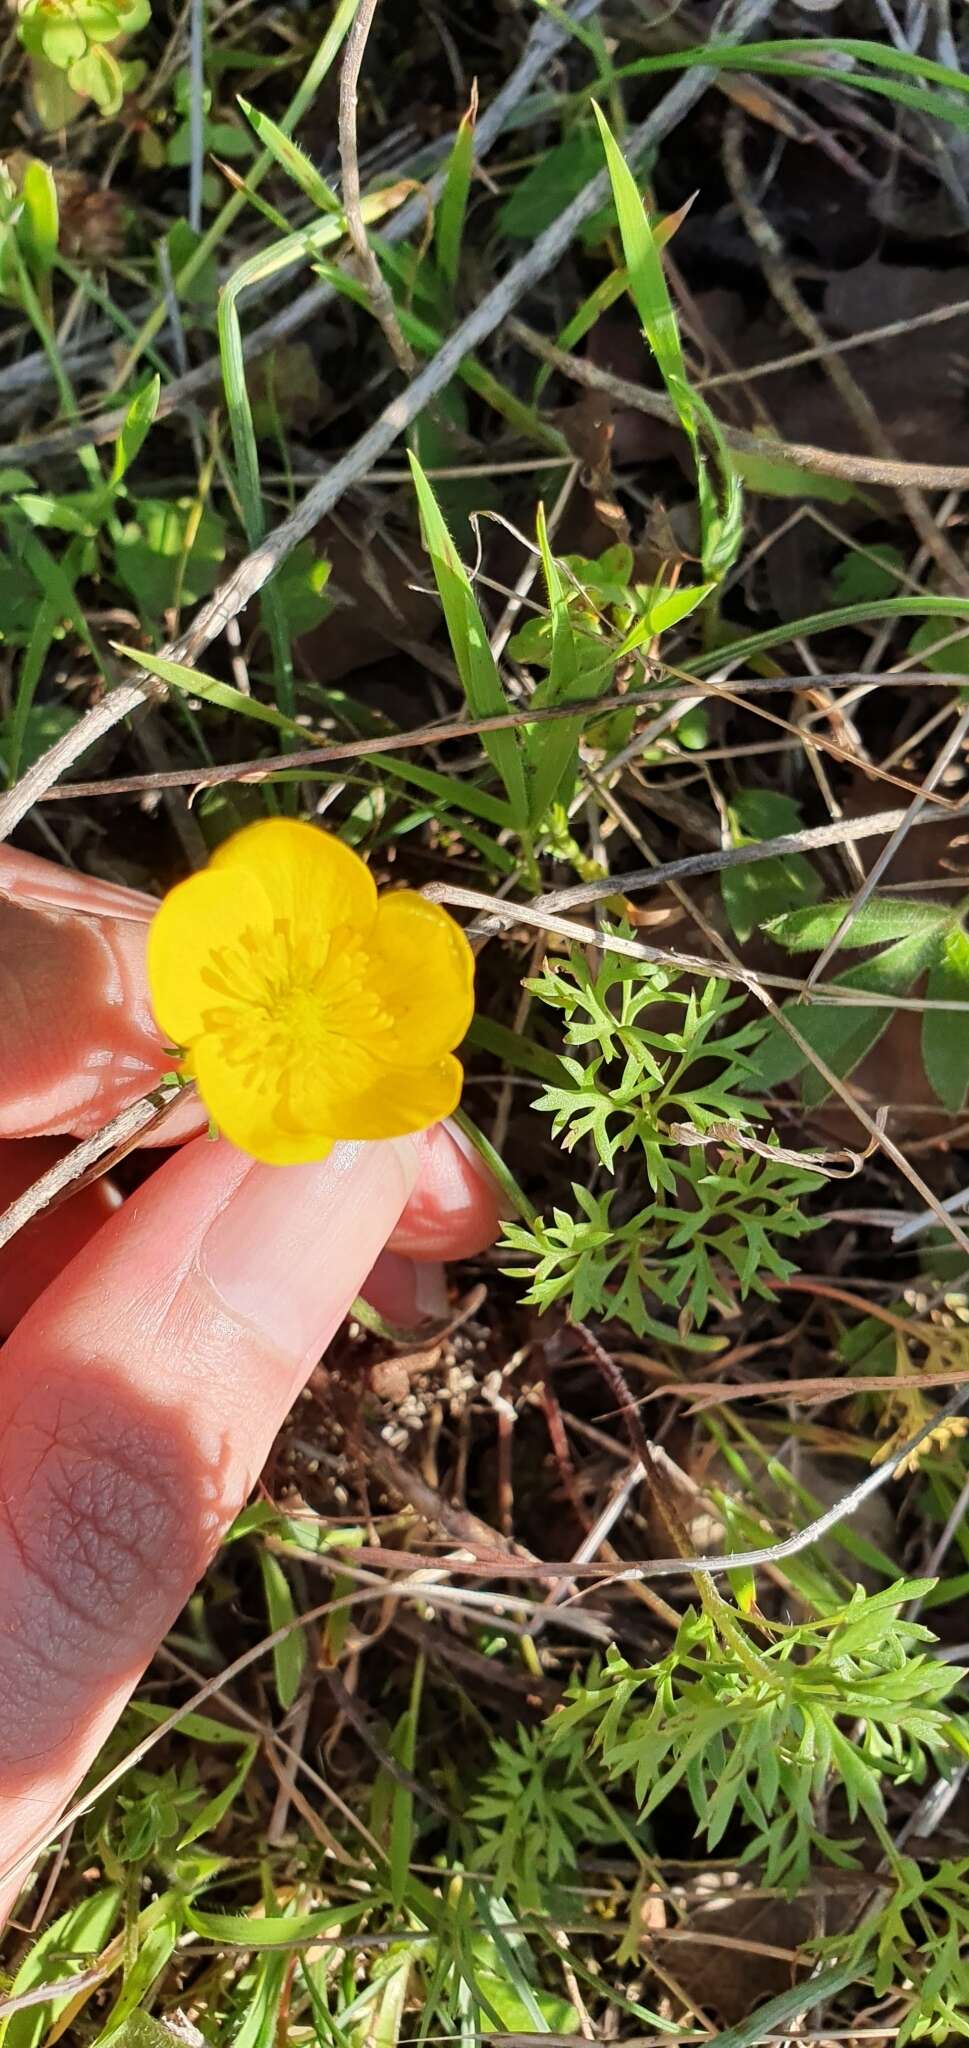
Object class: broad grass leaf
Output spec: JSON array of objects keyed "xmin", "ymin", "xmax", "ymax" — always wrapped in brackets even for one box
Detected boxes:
[
  {"xmin": 923, "ymin": 923, "xmax": 969, "ymax": 1110},
  {"xmin": 756, "ymin": 923, "xmax": 946, "ymax": 1101},
  {"xmin": 499, "ymin": 130, "xmax": 602, "ymax": 239},
  {"xmin": 767, "ymin": 897, "xmax": 948, "ymax": 953}
]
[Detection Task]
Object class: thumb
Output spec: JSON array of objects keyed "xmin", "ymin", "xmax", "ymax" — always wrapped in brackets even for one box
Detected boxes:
[{"xmin": 0, "ymin": 1130, "xmax": 419, "ymax": 1922}]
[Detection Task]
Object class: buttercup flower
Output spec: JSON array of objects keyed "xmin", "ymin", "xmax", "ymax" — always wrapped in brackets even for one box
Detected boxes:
[{"xmin": 147, "ymin": 819, "xmax": 475, "ymax": 1165}]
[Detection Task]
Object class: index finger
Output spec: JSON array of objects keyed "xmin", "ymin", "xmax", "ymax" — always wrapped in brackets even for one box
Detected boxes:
[{"xmin": 0, "ymin": 1130, "xmax": 420, "ymax": 1921}]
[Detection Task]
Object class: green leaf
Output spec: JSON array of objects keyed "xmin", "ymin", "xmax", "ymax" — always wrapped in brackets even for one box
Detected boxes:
[
  {"xmin": 759, "ymin": 922, "xmax": 947, "ymax": 1104},
  {"xmin": 436, "ymin": 96, "xmax": 476, "ymax": 289},
  {"xmin": 0, "ymin": 700, "xmax": 77, "ymax": 782},
  {"xmin": 109, "ymin": 375, "xmax": 160, "ymax": 487},
  {"xmin": 723, "ymin": 850, "xmax": 820, "ymax": 945},
  {"xmin": 592, "ymin": 102, "xmax": 740, "ymax": 580},
  {"xmin": 161, "ymin": 220, "xmax": 217, "ymax": 312},
  {"xmin": 499, "ymin": 129, "xmax": 603, "ymax": 239},
  {"xmin": 591, "ymin": 104, "xmax": 685, "ymax": 394},
  {"xmin": 466, "ymin": 1014, "xmax": 569, "ymax": 1086},
  {"xmin": 178, "ymin": 1734, "xmax": 258, "ymax": 1848},
  {"xmin": 37, "ymin": 19, "xmax": 87, "ymax": 66},
  {"xmin": 68, "ymin": 42, "xmax": 125, "ymax": 113},
  {"xmin": 103, "ymin": 2017, "xmax": 180, "ymax": 2048},
  {"xmin": 113, "ymin": 644, "xmax": 305, "ymax": 736},
  {"xmin": 831, "ymin": 544, "xmax": 905, "ymax": 603},
  {"xmin": 378, "ymin": 754, "xmax": 513, "ymax": 831},
  {"xmin": 4, "ymin": 1885, "xmax": 120, "ymax": 2048},
  {"xmin": 689, "ymin": 593, "xmax": 969, "ymax": 677},
  {"xmin": 923, "ymin": 923, "xmax": 969, "ymax": 1111},
  {"xmin": 27, "ymin": 53, "xmax": 84, "ymax": 129},
  {"xmin": 238, "ymin": 97, "xmax": 340, "ymax": 212},
  {"xmin": 709, "ymin": 1963, "xmax": 861, "ymax": 2048},
  {"xmin": 269, "ymin": 539, "xmax": 332, "ymax": 636},
  {"xmin": 112, "ymin": 499, "xmax": 226, "ymax": 618},
  {"xmin": 526, "ymin": 501, "xmax": 590, "ymax": 825},
  {"xmin": 185, "ymin": 1900, "xmax": 361, "ymax": 1948},
  {"xmin": 409, "ymin": 453, "xmax": 528, "ymax": 828},
  {"xmin": 908, "ymin": 613, "xmax": 969, "ymax": 680},
  {"xmin": 258, "ymin": 1548, "xmax": 305, "ymax": 1710},
  {"xmin": 95, "ymin": 1897, "xmax": 183, "ymax": 2047},
  {"xmin": 766, "ymin": 896, "xmax": 949, "ymax": 953},
  {"xmin": 731, "ymin": 444, "xmax": 853, "ymax": 502},
  {"xmin": 19, "ymin": 159, "xmax": 59, "ymax": 274},
  {"xmin": 642, "ymin": 580, "xmax": 713, "ymax": 637},
  {"xmin": 722, "ymin": 788, "xmax": 821, "ymax": 945},
  {"xmin": 233, "ymin": 1954, "xmax": 288, "ymax": 2048},
  {"xmin": 388, "ymin": 1653, "xmax": 423, "ymax": 1911}
]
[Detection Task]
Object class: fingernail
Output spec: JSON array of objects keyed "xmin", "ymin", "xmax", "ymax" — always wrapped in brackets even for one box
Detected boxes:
[{"xmin": 201, "ymin": 1137, "xmax": 419, "ymax": 1359}]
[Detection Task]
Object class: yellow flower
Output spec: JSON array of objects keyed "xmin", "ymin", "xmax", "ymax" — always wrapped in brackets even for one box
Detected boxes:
[{"xmin": 147, "ymin": 819, "xmax": 474, "ymax": 1166}]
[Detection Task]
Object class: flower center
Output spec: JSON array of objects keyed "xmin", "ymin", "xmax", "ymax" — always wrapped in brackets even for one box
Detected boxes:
[{"xmin": 197, "ymin": 916, "xmax": 394, "ymax": 1080}]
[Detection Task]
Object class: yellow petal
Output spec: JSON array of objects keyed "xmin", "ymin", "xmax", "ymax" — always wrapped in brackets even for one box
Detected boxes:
[
  {"xmin": 306, "ymin": 1050, "xmax": 465, "ymax": 1142},
  {"xmin": 210, "ymin": 819, "xmax": 376, "ymax": 941},
  {"xmin": 147, "ymin": 868, "xmax": 273, "ymax": 1045},
  {"xmin": 194, "ymin": 1028, "xmax": 462, "ymax": 1161},
  {"xmin": 364, "ymin": 891, "xmax": 475, "ymax": 1064},
  {"xmin": 192, "ymin": 1032, "xmax": 335, "ymax": 1166}
]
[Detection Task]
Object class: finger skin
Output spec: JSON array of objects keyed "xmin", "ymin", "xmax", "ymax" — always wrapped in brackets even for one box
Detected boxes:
[
  {"xmin": 0, "ymin": 1128, "xmax": 500, "ymax": 1339},
  {"xmin": 0, "ymin": 848, "xmax": 201, "ymax": 1144},
  {"xmin": 363, "ymin": 1249, "xmax": 448, "ymax": 1325},
  {"xmin": 0, "ymin": 1132, "xmax": 419, "ymax": 1922},
  {"xmin": 395, "ymin": 1123, "xmax": 501, "ymax": 1261},
  {"xmin": 0, "ymin": 1141, "xmax": 120, "ymax": 1338}
]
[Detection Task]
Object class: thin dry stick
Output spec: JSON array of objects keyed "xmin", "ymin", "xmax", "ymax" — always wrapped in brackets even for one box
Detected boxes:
[
  {"xmin": 37, "ymin": 682, "xmax": 968, "ymax": 804},
  {"xmin": 509, "ymin": 319, "xmax": 969, "ymax": 493},
  {"xmin": 0, "ymin": 1085, "xmax": 185, "ymax": 1256},
  {"xmin": 526, "ymin": 803, "xmax": 969, "ymax": 915},
  {"xmin": 0, "ymin": 0, "xmax": 775, "ymax": 847},
  {"xmin": 427, "ymin": 882, "xmax": 968, "ymax": 1010},
  {"xmin": 702, "ymin": 292, "xmax": 969, "ymax": 391},
  {"xmin": 665, "ymin": 1368, "xmax": 969, "ymax": 1410},
  {"xmin": 338, "ymin": 0, "xmax": 417, "ymax": 376}
]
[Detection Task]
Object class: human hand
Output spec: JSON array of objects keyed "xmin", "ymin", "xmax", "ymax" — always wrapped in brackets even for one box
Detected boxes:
[{"xmin": 0, "ymin": 845, "xmax": 500, "ymax": 1922}]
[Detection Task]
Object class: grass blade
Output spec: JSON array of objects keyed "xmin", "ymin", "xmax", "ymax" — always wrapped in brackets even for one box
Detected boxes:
[
  {"xmin": 436, "ymin": 90, "xmax": 476, "ymax": 292},
  {"xmin": 409, "ymin": 453, "xmax": 529, "ymax": 830}
]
